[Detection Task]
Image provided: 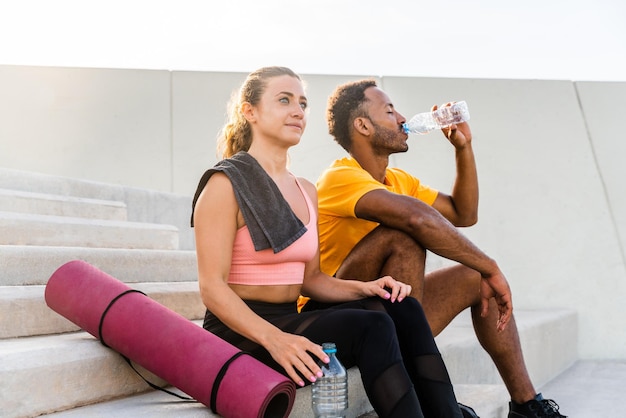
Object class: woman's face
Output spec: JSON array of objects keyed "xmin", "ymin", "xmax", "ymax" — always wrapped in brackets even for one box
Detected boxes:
[{"xmin": 248, "ymin": 75, "xmax": 308, "ymax": 147}]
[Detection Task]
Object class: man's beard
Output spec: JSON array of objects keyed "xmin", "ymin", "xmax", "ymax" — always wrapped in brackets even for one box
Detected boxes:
[{"xmin": 370, "ymin": 121, "xmax": 409, "ymax": 154}]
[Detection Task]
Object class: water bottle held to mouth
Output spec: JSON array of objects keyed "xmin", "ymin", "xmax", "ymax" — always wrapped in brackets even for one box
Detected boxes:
[{"xmin": 403, "ymin": 101, "xmax": 470, "ymax": 135}]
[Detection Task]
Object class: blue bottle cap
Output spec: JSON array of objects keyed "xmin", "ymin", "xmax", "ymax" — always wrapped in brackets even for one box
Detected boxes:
[
  {"xmin": 402, "ymin": 123, "xmax": 409, "ymax": 134},
  {"xmin": 322, "ymin": 342, "xmax": 337, "ymax": 354}
]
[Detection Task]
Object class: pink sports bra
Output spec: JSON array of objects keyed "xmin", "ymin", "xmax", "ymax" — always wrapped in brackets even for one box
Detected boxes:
[{"xmin": 228, "ymin": 177, "xmax": 318, "ymax": 286}]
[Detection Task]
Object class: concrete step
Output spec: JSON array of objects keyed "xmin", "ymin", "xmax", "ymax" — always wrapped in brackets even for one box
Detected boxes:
[
  {"xmin": 0, "ymin": 332, "xmax": 168, "ymax": 418},
  {"xmin": 0, "ymin": 188, "xmax": 128, "ymax": 221},
  {"xmin": 0, "ymin": 167, "xmax": 137, "ymax": 201},
  {"xmin": 0, "ymin": 212, "xmax": 179, "ymax": 249},
  {"xmin": 0, "ymin": 167, "xmax": 196, "ymax": 251},
  {"xmin": 0, "ymin": 309, "xmax": 575, "ymax": 418},
  {"xmin": 0, "ymin": 281, "xmax": 205, "ymax": 339},
  {"xmin": 37, "ymin": 381, "xmax": 510, "ymax": 418},
  {"xmin": 436, "ymin": 308, "xmax": 578, "ymax": 390},
  {"xmin": 38, "ymin": 366, "xmax": 374, "ymax": 418},
  {"xmin": 0, "ymin": 245, "xmax": 197, "ymax": 286}
]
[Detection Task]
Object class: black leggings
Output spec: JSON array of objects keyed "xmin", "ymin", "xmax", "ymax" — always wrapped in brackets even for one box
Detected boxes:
[{"xmin": 204, "ymin": 297, "xmax": 461, "ymax": 418}]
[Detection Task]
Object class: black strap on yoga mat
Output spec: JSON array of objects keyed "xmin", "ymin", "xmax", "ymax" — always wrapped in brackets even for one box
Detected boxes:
[
  {"xmin": 210, "ymin": 350, "xmax": 248, "ymax": 413},
  {"xmin": 98, "ymin": 289, "xmax": 195, "ymax": 401},
  {"xmin": 98, "ymin": 289, "xmax": 146, "ymax": 348},
  {"xmin": 98, "ymin": 289, "xmax": 253, "ymax": 408}
]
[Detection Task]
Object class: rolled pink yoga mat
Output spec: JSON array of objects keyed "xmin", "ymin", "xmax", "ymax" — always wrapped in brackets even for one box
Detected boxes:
[{"xmin": 45, "ymin": 260, "xmax": 296, "ymax": 418}]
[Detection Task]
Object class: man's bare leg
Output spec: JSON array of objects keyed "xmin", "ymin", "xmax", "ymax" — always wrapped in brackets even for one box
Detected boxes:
[
  {"xmin": 422, "ymin": 265, "xmax": 537, "ymax": 403},
  {"xmin": 335, "ymin": 227, "xmax": 538, "ymax": 404},
  {"xmin": 335, "ymin": 226, "xmax": 427, "ymax": 297}
]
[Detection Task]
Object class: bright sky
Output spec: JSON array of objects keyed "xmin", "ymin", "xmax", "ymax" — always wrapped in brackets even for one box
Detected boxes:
[{"xmin": 1, "ymin": 0, "xmax": 625, "ymax": 81}]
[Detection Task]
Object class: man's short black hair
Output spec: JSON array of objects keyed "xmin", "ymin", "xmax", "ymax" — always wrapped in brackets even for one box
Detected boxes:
[{"xmin": 326, "ymin": 79, "xmax": 378, "ymax": 152}]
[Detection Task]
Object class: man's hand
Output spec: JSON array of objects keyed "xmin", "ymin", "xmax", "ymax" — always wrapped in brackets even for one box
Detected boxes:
[
  {"xmin": 478, "ymin": 269, "xmax": 513, "ymax": 332},
  {"xmin": 431, "ymin": 102, "xmax": 472, "ymax": 149}
]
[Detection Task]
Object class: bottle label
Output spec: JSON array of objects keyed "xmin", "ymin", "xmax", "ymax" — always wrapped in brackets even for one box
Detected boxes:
[
  {"xmin": 432, "ymin": 101, "xmax": 470, "ymax": 127},
  {"xmin": 404, "ymin": 101, "xmax": 470, "ymax": 135}
]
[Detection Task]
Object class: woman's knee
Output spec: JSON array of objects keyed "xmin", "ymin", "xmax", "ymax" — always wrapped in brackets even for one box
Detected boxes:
[
  {"xmin": 367, "ymin": 310, "xmax": 397, "ymax": 335},
  {"xmin": 324, "ymin": 308, "xmax": 396, "ymax": 338},
  {"xmin": 351, "ymin": 310, "xmax": 400, "ymax": 352},
  {"xmin": 389, "ymin": 297, "xmax": 429, "ymax": 326}
]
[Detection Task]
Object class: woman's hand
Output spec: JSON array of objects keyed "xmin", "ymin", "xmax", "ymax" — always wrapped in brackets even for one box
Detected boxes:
[
  {"xmin": 359, "ymin": 275, "xmax": 412, "ymax": 303},
  {"xmin": 264, "ymin": 330, "xmax": 329, "ymax": 387}
]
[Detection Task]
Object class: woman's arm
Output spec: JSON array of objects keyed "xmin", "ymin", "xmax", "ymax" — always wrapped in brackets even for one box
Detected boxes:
[
  {"xmin": 298, "ymin": 179, "xmax": 412, "ymax": 303},
  {"xmin": 193, "ymin": 173, "xmax": 326, "ymax": 386}
]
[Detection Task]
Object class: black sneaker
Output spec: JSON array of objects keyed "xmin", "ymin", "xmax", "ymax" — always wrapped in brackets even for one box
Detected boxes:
[
  {"xmin": 459, "ymin": 403, "xmax": 480, "ymax": 418},
  {"xmin": 508, "ymin": 393, "xmax": 566, "ymax": 417}
]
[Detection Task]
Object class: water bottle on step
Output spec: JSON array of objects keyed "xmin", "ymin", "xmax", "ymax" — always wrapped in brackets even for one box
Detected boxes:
[{"xmin": 311, "ymin": 342, "xmax": 348, "ymax": 418}]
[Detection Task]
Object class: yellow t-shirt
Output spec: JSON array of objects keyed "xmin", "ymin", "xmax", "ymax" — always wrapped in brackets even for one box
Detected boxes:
[{"xmin": 317, "ymin": 157, "xmax": 439, "ymax": 276}]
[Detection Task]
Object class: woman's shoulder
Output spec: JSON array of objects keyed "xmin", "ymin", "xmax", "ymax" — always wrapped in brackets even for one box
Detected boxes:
[
  {"xmin": 196, "ymin": 171, "xmax": 236, "ymax": 207},
  {"xmin": 296, "ymin": 177, "xmax": 318, "ymax": 202},
  {"xmin": 202, "ymin": 170, "xmax": 234, "ymax": 192}
]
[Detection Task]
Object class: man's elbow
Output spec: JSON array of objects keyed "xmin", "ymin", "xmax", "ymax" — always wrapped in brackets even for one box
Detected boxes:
[{"xmin": 455, "ymin": 212, "xmax": 478, "ymax": 227}]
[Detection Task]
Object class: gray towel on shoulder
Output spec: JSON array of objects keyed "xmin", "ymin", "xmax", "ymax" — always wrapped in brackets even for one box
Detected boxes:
[{"xmin": 191, "ymin": 151, "xmax": 307, "ymax": 253}]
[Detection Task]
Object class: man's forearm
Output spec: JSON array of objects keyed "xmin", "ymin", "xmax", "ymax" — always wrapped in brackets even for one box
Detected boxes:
[
  {"xmin": 356, "ymin": 190, "xmax": 495, "ymax": 275},
  {"xmin": 406, "ymin": 208, "xmax": 497, "ymax": 277},
  {"xmin": 451, "ymin": 142, "xmax": 479, "ymax": 225}
]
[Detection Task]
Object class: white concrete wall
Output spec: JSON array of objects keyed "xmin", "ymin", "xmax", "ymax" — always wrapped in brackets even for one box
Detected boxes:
[
  {"xmin": 0, "ymin": 65, "xmax": 172, "ymax": 191},
  {"xmin": 1, "ymin": 65, "xmax": 624, "ymax": 359}
]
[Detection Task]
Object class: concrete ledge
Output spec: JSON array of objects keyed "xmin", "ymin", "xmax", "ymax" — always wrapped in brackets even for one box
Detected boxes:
[
  {"xmin": 0, "ymin": 211, "xmax": 179, "ymax": 249},
  {"xmin": 38, "ymin": 375, "xmax": 513, "ymax": 418},
  {"xmin": 40, "ymin": 367, "xmax": 372, "ymax": 418},
  {"xmin": 0, "ymin": 332, "xmax": 163, "ymax": 418},
  {"xmin": 0, "ymin": 282, "xmax": 205, "ymax": 338},
  {"xmin": 513, "ymin": 309, "xmax": 579, "ymax": 388},
  {"xmin": 436, "ymin": 308, "xmax": 578, "ymax": 389},
  {"xmin": 0, "ymin": 188, "xmax": 128, "ymax": 221},
  {"xmin": 0, "ymin": 310, "xmax": 575, "ymax": 418},
  {"xmin": 0, "ymin": 245, "xmax": 197, "ymax": 286},
  {"xmin": 38, "ymin": 381, "xmax": 514, "ymax": 418}
]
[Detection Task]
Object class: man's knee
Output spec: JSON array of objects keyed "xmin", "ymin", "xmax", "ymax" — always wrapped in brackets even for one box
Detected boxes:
[
  {"xmin": 371, "ymin": 226, "xmax": 423, "ymax": 253},
  {"xmin": 424, "ymin": 264, "xmax": 483, "ymax": 309},
  {"xmin": 337, "ymin": 226, "xmax": 426, "ymax": 281}
]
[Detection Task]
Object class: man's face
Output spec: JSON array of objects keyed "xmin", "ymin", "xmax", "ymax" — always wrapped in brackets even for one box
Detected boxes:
[{"xmin": 363, "ymin": 87, "xmax": 409, "ymax": 154}]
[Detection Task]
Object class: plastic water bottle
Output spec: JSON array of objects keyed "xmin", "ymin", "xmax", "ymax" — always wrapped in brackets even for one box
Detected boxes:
[
  {"xmin": 403, "ymin": 100, "xmax": 470, "ymax": 135},
  {"xmin": 311, "ymin": 342, "xmax": 348, "ymax": 418}
]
